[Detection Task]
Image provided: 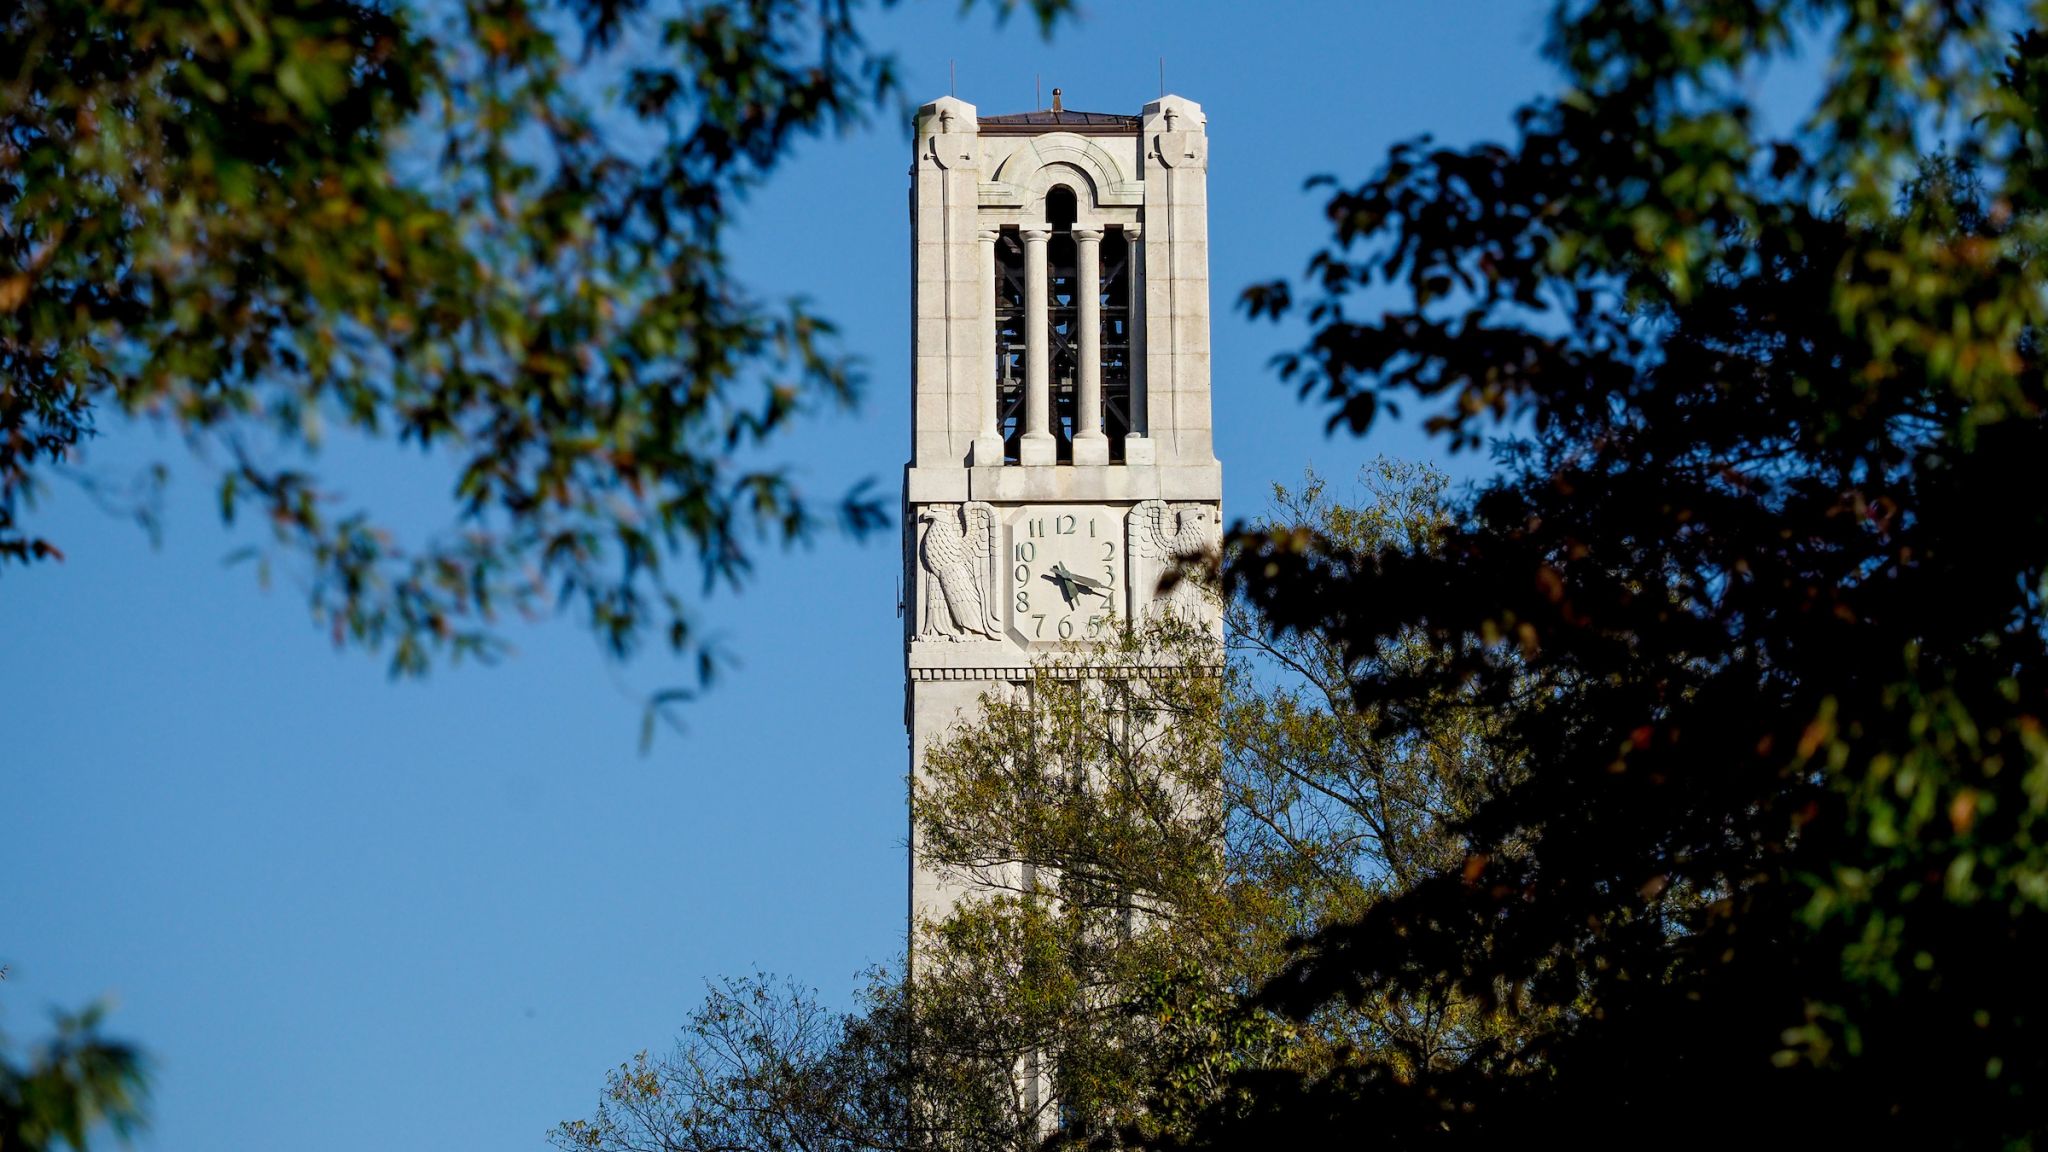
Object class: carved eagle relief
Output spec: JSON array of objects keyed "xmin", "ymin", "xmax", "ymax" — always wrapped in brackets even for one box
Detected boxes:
[
  {"xmin": 916, "ymin": 502, "xmax": 1000, "ymax": 641},
  {"xmin": 1128, "ymin": 499, "xmax": 1220, "ymax": 622}
]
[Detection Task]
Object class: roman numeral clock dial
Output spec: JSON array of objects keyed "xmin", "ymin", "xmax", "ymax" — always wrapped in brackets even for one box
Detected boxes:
[{"xmin": 1004, "ymin": 505, "xmax": 1123, "ymax": 645}]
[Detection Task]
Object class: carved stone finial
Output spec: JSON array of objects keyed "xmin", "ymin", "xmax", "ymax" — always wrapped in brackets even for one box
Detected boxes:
[{"xmin": 1051, "ymin": 87, "xmax": 1063, "ymax": 114}]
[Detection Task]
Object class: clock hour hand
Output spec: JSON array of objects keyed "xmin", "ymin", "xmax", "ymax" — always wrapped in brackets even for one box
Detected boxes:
[
  {"xmin": 1050, "ymin": 562, "xmax": 1108, "ymax": 600},
  {"xmin": 1040, "ymin": 567, "xmax": 1079, "ymax": 608}
]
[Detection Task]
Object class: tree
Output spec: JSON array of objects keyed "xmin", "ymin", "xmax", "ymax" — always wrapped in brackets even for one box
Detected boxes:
[
  {"xmin": 0, "ymin": 1003, "xmax": 147, "ymax": 1151},
  {"xmin": 553, "ymin": 462, "xmax": 1517, "ymax": 1150},
  {"xmin": 550, "ymin": 973, "xmax": 920, "ymax": 1152},
  {"xmin": 1210, "ymin": 3, "xmax": 2048, "ymax": 1146},
  {"xmin": 1, "ymin": 0, "xmax": 1057, "ymax": 716}
]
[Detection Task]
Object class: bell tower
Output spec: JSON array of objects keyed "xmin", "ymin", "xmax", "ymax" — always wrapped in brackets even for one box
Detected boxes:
[{"xmin": 903, "ymin": 90, "xmax": 1222, "ymax": 933}]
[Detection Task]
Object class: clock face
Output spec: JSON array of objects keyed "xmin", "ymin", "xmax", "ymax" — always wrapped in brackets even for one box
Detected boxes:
[{"xmin": 1004, "ymin": 505, "xmax": 1125, "ymax": 646}]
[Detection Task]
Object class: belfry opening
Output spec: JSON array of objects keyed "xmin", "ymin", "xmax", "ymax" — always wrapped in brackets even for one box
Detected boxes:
[{"xmin": 990, "ymin": 183, "xmax": 1136, "ymax": 465}]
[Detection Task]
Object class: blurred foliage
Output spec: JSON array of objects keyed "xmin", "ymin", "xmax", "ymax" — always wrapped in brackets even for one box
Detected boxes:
[
  {"xmin": 0, "ymin": 0, "xmax": 1062, "ymax": 722},
  {"xmin": 550, "ymin": 973, "xmax": 921, "ymax": 1152},
  {"xmin": 554, "ymin": 463, "xmax": 1518, "ymax": 1150},
  {"xmin": 0, "ymin": 1003, "xmax": 147, "ymax": 1152},
  {"xmin": 1213, "ymin": 0, "xmax": 2048, "ymax": 1146}
]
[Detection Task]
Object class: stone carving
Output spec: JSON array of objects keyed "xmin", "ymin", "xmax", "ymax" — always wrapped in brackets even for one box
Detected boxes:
[
  {"xmin": 1151, "ymin": 97, "xmax": 1209, "ymax": 171},
  {"xmin": 1128, "ymin": 500, "xmax": 1219, "ymax": 621},
  {"xmin": 916, "ymin": 502, "xmax": 1001, "ymax": 641}
]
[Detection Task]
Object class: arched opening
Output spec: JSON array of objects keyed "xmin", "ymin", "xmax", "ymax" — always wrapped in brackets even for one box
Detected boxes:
[
  {"xmin": 1047, "ymin": 185, "xmax": 1079, "ymax": 463},
  {"xmin": 1045, "ymin": 185, "xmax": 1079, "ymax": 228}
]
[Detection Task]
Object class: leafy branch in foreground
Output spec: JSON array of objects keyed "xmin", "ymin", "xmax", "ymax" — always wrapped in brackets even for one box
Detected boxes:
[
  {"xmin": 1, "ymin": 1003, "xmax": 148, "ymax": 1152},
  {"xmin": 0, "ymin": 0, "xmax": 1064, "ymax": 703}
]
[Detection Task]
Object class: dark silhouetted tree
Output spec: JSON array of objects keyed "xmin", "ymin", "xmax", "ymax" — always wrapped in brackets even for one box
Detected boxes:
[{"xmin": 1208, "ymin": 3, "xmax": 2048, "ymax": 1147}]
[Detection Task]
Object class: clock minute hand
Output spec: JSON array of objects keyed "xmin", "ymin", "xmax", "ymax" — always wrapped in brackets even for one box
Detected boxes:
[{"xmin": 1062, "ymin": 566, "xmax": 1108, "ymax": 597}]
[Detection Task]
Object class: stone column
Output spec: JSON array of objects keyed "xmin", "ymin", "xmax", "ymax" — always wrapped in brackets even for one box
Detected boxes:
[
  {"xmin": 1071, "ymin": 226, "xmax": 1107, "ymax": 465},
  {"xmin": 1123, "ymin": 223, "xmax": 1154, "ymax": 464},
  {"xmin": 971, "ymin": 228, "xmax": 1005, "ymax": 465},
  {"xmin": 1019, "ymin": 224, "xmax": 1055, "ymax": 465}
]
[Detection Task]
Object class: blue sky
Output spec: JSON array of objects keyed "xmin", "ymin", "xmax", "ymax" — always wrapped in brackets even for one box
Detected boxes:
[{"xmin": 0, "ymin": 4, "xmax": 1565, "ymax": 1149}]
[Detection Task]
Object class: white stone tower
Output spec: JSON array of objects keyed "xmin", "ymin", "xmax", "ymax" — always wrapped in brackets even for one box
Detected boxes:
[{"xmin": 903, "ymin": 90, "xmax": 1222, "ymax": 935}]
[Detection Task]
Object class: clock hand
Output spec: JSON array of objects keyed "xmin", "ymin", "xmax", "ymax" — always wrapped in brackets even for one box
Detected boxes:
[
  {"xmin": 1041, "ymin": 568, "xmax": 1079, "ymax": 608},
  {"xmin": 1063, "ymin": 567, "xmax": 1108, "ymax": 596},
  {"xmin": 1052, "ymin": 562, "xmax": 1107, "ymax": 600}
]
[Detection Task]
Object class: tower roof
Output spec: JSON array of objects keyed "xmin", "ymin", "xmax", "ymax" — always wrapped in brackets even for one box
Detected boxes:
[{"xmin": 977, "ymin": 108, "xmax": 1141, "ymax": 135}]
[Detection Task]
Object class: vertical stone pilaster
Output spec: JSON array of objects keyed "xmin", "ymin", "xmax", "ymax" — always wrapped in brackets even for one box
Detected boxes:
[
  {"xmin": 1140, "ymin": 95, "xmax": 1215, "ymax": 468},
  {"xmin": 912, "ymin": 96, "xmax": 984, "ymax": 469}
]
